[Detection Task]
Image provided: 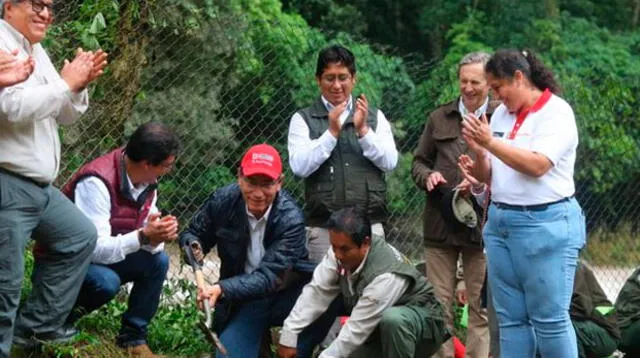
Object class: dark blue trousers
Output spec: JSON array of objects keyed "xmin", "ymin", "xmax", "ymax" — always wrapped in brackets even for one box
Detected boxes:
[{"xmin": 69, "ymin": 250, "xmax": 169, "ymax": 347}]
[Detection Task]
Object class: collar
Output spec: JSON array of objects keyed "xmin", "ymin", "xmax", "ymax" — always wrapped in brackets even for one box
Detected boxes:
[
  {"xmin": 119, "ymin": 153, "xmax": 156, "ymax": 206},
  {"xmin": 458, "ymin": 97, "xmax": 489, "ymax": 119},
  {"xmin": 0, "ymin": 20, "xmax": 34, "ymax": 55},
  {"xmin": 321, "ymin": 95, "xmax": 353, "ymax": 114},
  {"xmin": 347, "ymin": 245, "xmax": 371, "ymax": 277},
  {"xmin": 516, "ymin": 88, "xmax": 552, "ymax": 116},
  {"xmin": 443, "ymin": 97, "xmax": 498, "ymax": 118},
  {"xmin": 246, "ymin": 203, "xmax": 273, "ymax": 223}
]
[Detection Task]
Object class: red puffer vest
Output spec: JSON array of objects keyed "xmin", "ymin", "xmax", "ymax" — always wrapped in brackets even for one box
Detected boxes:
[{"xmin": 62, "ymin": 148, "xmax": 156, "ymax": 235}]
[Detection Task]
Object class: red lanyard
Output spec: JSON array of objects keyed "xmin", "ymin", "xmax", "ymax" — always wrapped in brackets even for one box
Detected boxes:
[{"xmin": 507, "ymin": 88, "xmax": 552, "ymax": 140}]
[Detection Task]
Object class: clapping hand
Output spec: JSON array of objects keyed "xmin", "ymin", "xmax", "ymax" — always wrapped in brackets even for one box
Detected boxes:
[
  {"xmin": 60, "ymin": 48, "xmax": 108, "ymax": 92},
  {"xmin": 0, "ymin": 49, "xmax": 34, "ymax": 87},
  {"xmin": 328, "ymin": 100, "xmax": 348, "ymax": 138},
  {"xmin": 142, "ymin": 212, "xmax": 179, "ymax": 246},
  {"xmin": 78, "ymin": 48, "xmax": 108, "ymax": 83},
  {"xmin": 461, "ymin": 113, "xmax": 492, "ymax": 153},
  {"xmin": 353, "ymin": 93, "xmax": 369, "ymax": 137},
  {"xmin": 458, "ymin": 154, "xmax": 485, "ymax": 193}
]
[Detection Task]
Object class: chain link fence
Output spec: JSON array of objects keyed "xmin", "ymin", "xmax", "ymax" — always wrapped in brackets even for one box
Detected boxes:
[{"xmin": 42, "ymin": 1, "xmax": 640, "ymax": 304}]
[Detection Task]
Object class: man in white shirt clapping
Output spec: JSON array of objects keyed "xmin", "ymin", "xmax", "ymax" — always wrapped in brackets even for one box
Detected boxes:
[
  {"xmin": 0, "ymin": 0, "xmax": 107, "ymax": 355},
  {"xmin": 287, "ymin": 45, "xmax": 398, "ymax": 264}
]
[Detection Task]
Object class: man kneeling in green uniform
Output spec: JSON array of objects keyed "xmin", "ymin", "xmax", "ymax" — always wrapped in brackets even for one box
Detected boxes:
[
  {"xmin": 277, "ymin": 207, "xmax": 448, "ymax": 358},
  {"xmin": 571, "ymin": 261, "xmax": 620, "ymax": 358},
  {"xmin": 615, "ymin": 265, "xmax": 640, "ymax": 356}
]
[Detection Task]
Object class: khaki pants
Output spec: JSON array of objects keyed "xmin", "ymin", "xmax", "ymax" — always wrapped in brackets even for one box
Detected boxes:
[{"xmin": 425, "ymin": 247, "xmax": 489, "ymax": 358}]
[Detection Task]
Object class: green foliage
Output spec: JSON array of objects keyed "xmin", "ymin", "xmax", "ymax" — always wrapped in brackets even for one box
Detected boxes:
[
  {"xmin": 386, "ymin": 152, "xmax": 423, "ymax": 215},
  {"xmin": 74, "ymin": 281, "xmax": 210, "ymax": 356},
  {"xmin": 566, "ymin": 75, "xmax": 640, "ymax": 193},
  {"xmin": 18, "ymin": 0, "xmax": 640, "ymax": 353},
  {"xmin": 43, "ymin": 0, "xmax": 118, "ymax": 65},
  {"xmin": 561, "ymin": 0, "xmax": 634, "ymax": 31},
  {"xmin": 20, "ymin": 244, "xmax": 34, "ymax": 305},
  {"xmin": 147, "ymin": 280, "xmax": 211, "ymax": 355},
  {"xmin": 403, "ymin": 12, "xmax": 493, "ymax": 149}
]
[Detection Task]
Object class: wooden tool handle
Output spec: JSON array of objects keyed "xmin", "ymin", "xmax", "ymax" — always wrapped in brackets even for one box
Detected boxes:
[{"xmin": 195, "ymin": 269, "xmax": 206, "ymax": 290}]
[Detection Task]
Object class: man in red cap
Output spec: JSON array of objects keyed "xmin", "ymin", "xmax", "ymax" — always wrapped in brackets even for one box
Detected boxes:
[{"xmin": 179, "ymin": 144, "xmax": 337, "ymax": 358}]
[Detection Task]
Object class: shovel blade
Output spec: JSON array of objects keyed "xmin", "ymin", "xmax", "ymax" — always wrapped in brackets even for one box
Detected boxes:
[{"xmin": 198, "ymin": 320, "xmax": 228, "ymax": 356}]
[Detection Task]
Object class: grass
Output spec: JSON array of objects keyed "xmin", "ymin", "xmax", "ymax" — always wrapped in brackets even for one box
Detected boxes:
[
  {"xmin": 14, "ymin": 277, "xmax": 213, "ymax": 357},
  {"xmin": 583, "ymin": 222, "xmax": 640, "ymax": 266},
  {"xmin": 11, "ymin": 333, "xmax": 125, "ymax": 358}
]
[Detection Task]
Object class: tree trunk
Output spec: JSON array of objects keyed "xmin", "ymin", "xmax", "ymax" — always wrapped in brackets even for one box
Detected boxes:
[
  {"xmin": 544, "ymin": 0, "xmax": 559, "ymax": 19},
  {"xmin": 633, "ymin": 0, "xmax": 640, "ymax": 28},
  {"xmin": 94, "ymin": 0, "xmax": 154, "ymax": 143}
]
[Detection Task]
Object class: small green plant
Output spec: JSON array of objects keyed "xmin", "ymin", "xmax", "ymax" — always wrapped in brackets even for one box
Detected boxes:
[
  {"xmin": 18, "ymin": 249, "xmax": 211, "ymax": 357},
  {"xmin": 73, "ymin": 280, "xmax": 211, "ymax": 356}
]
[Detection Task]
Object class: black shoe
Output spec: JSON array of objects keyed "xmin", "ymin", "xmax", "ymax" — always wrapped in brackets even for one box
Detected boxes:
[{"xmin": 13, "ymin": 324, "xmax": 79, "ymax": 349}]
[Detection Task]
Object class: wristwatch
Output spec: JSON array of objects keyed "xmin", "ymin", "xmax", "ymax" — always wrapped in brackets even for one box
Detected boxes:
[{"xmin": 138, "ymin": 229, "xmax": 151, "ymax": 245}]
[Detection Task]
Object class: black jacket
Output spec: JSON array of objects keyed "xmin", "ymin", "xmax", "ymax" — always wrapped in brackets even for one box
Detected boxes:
[{"xmin": 179, "ymin": 183, "xmax": 315, "ymax": 330}]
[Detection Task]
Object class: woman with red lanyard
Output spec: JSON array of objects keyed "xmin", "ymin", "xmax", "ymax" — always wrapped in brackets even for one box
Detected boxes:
[{"xmin": 460, "ymin": 49, "xmax": 586, "ymax": 358}]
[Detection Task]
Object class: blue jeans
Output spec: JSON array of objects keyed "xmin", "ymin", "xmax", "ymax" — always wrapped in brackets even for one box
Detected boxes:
[
  {"xmin": 217, "ymin": 281, "xmax": 341, "ymax": 358},
  {"xmin": 69, "ymin": 250, "xmax": 169, "ymax": 347},
  {"xmin": 484, "ymin": 198, "xmax": 585, "ymax": 358}
]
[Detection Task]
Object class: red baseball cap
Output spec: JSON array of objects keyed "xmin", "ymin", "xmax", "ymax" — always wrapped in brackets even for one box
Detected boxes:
[{"xmin": 240, "ymin": 144, "xmax": 283, "ymax": 180}]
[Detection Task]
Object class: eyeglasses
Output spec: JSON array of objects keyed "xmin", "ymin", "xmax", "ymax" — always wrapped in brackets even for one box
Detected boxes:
[
  {"xmin": 320, "ymin": 74, "xmax": 352, "ymax": 84},
  {"xmin": 24, "ymin": 0, "xmax": 54, "ymax": 17}
]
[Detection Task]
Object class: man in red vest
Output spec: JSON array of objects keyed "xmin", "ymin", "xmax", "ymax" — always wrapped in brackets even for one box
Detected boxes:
[{"xmin": 61, "ymin": 122, "xmax": 180, "ymax": 357}]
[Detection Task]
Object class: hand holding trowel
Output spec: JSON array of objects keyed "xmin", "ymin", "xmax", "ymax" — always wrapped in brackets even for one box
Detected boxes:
[{"xmin": 183, "ymin": 240, "xmax": 228, "ymax": 356}]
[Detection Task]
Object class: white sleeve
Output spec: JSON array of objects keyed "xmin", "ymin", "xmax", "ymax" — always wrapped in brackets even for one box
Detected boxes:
[
  {"xmin": 279, "ymin": 249, "xmax": 341, "ymax": 348},
  {"xmin": 287, "ymin": 112, "xmax": 338, "ymax": 178},
  {"xmin": 56, "ymin": 88, "xmax": 89, "ymax": 125},
  {"xmin": 0, "ymin": 78, "xmax": 83, "ymax": 124},
  {"xmin": 319, "ymin": 273, "xmax": 409, "ymax": 358},
  {"xmin": 0, "ymin": 45, "xmax": 87, "ymax": 125},
  {"xmin": 471, "ymin": 184, "xmax": 488, "ymax": 204},
  {"xmin": 74, "ymin": 177, "xmax": 141, "ymax": 265},
  {"xmin": 358, "ymin": 110, "xmax": 398, "ymax": 172}
]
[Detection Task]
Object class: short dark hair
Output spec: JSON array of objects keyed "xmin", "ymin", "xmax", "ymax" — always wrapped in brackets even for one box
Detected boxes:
[
  {"xmin": 315, "ymin": 45, "xmax": 356, "ymax": 78},
  {"xmin": 124, "ymin": 122, "xmax": 180, "ymax": 165},
  {"xmin": 325, "ymin": 207, "xmax": 371, "ymax": 247}
]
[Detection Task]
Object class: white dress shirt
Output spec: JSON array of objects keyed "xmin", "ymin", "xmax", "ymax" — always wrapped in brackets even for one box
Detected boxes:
[
  {"xmin": 75, "ymin": 176, "xmax": 163, "ymax": 265},
  {"xmin": 280, "ymin": 246, "xmax": 409, "ymax": 358},
  {"xmin": 458, "ymin": 97, "xmax": 489, "ymax": 118},
  {"xmin": 287, "ymin": 95, "xmax": 398, "ymax": 178},
  {"xmin": 244, "ymin": 205, "xmax": 272, "ymax": 274},
  {"xmin": 0, "ymin": 20, "xmax": 88, "ymax": 183}
]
